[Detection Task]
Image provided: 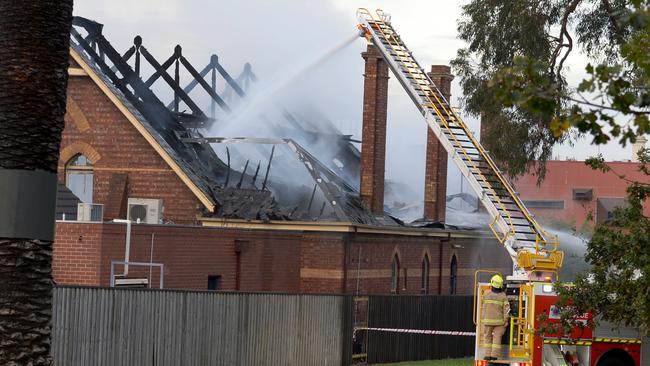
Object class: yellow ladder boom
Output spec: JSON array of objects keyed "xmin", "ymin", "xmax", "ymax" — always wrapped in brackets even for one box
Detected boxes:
[{"xmin": 356, "ymin": 8, "xmax": 563, "ymax": 275}]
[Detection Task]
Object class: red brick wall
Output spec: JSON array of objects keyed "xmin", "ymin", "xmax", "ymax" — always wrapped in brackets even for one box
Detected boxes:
[
  {"xmin": 59, "ymin": 68, "xmax": 202, "ymax": 224},
  {"xmin": 236, "ymin": 233, "xmax": 302, "ymax": 292},
  {"xmin": 300, "ymin": 232, "xmax": 346, "ymax": 293},
  {"xmin": 54, "ymin": 222, "xmax": 511, "ymax": 295},
  {"xmin": 360, "ymin": 45, "xmax": 389, "ymax": 214},
  {"xmin": 514, "ymin": 160, "xmax": 650, "ymax": 228},
  {"xmin": 424, "ymin": 65, "xmax": 453, "ymax": 221},
  {"xmin": 53, "ymin": 222, "xmax": 102, "ymax": 286},
  {"xmin": 54, "ymin": 222, "xmax": 304, "ymax": 291},
  {"xmin": 298, "ymin": 231, "xmax": 511, "ymax": 296},
  {"xmin": 343, "ymin": 234, "xmax": 492, "ymax": 296}
]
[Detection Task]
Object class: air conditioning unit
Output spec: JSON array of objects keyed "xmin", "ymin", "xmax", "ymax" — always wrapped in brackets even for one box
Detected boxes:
[
  {"xmin": 127, "ymin": 198, "xmax": 163, "ymax": 224},
  {"xmin": 77, "ymin": 203, "xmax": 104, "ymax": 222}
]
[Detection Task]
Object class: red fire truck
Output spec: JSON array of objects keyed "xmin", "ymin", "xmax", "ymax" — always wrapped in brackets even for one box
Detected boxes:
[{"xmin": 356, "ymin": 8, "xmax": 646, "ymax": 366}]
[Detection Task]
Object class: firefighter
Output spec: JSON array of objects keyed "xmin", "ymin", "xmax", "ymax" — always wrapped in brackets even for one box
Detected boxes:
[{"xmin": 480, "ymin": 274, "xmax": 510, "ymax": 361}]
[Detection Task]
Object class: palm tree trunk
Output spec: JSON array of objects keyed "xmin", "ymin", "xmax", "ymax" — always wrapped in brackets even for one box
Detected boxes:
[{"xmin": 0, "ymin": 1, "xmax": 73, "ymax": 365}]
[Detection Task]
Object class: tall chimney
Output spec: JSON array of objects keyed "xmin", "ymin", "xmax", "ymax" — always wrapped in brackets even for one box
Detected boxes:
[
  {"xmin": 360, "ymin": 45, "xmax": 389, "ymax": 214},
  {"xmin": 424, "ymin": 65, "xmax": 454, "ymax": 222}
]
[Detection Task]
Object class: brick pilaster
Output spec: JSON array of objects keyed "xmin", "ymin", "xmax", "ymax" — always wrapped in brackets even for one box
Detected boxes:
[
  {"xmin": 360, "ymin": 45, "xmax": 389, "ymax": 214},
  {"xmin": 424, "ymin": 65, "xmax": 454, "ymax": 222}
]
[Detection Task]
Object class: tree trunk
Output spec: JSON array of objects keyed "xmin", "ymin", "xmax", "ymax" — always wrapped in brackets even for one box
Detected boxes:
[{"xmin": 0, "ymin": 1, "xmax": 73, "ymax": 365}]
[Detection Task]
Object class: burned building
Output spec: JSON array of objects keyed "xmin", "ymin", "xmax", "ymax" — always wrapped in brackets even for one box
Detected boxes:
[{"xmin": 53, "ymin": 16, "xmax": 511, "ymax": 294}]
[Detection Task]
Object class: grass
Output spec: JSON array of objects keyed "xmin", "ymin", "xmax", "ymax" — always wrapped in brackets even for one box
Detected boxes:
[{"xmin": 380, "ymin": 358, "xmax": 474, "ymax": 366}]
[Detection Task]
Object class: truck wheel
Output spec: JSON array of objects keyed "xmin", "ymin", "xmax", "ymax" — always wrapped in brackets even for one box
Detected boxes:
[{"xmin": 597, "ymin": 357, "xmax": 628, "ymax": 366}]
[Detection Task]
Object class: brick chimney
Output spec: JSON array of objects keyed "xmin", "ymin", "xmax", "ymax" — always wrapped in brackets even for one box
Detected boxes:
[
  {"xmin": 424, "ymin": 65, "xmax": 454, "ymax": 222},
  {"xmin": 360, "ymin": 45, "xmax": 389, "ymax": 214}
]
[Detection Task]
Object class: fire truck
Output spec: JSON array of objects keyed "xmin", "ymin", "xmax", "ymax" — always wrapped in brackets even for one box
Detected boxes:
[{"xmin": 356, "ymin": 8, "xmax": 645, "ymax": 366}]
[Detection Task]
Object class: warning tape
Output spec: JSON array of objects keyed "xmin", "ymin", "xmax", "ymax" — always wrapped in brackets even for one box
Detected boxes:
[{"xmin": 355, "ymin": 327, "xmax": 476, "ymax": 337}]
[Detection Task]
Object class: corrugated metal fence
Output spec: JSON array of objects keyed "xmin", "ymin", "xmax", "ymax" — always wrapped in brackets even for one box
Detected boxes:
[
  {"xmin": 52, "ymin": 287, "xmax": 353, "ymax": 366},
  {"xmin": 365, "ymin": 295, "xmax": 475, "ymax": 363}
]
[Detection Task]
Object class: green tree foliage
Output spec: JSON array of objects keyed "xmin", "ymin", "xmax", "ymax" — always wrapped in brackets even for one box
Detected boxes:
[
  {"xmin": 453, "ymin": 0, "xmax": 649, "ymax": 179},
  {"xmin": 555, "ymin": 150, "xmax": 650, "ymax": 334},
  {"xmin": 455, "ymin": 0, "xmax": 650, "ymax": 333}
]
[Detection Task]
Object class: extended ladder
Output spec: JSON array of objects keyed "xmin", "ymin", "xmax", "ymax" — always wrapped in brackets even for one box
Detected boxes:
[{"xmin": 356, "ymin": 9, "xmax": 563, "ymax": 276}]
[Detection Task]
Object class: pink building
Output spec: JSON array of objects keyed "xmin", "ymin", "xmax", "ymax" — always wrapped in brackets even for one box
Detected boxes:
[{"xmin": 514, "ymin": 160, "xmax": 649, "ymax": 229}]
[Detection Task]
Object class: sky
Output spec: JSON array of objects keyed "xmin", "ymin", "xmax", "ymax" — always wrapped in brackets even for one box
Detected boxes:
[{"xmin": 72, "ymin": 0, "xmax": 640, "ymax": 209}]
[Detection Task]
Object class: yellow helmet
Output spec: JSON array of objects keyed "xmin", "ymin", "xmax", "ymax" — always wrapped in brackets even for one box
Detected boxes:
[{"xmin": 490, "ymin": 274, "xmax": 504, "ymax": 289}]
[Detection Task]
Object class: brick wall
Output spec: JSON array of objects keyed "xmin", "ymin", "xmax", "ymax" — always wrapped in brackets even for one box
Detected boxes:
[
  {"xmin": 54, "ymin": 221, "xmax": 304, "ymax": 291},
  {"xmin": 59, "ymin": 66, "xmax": 202, "ymax": 224},
  {"xmin": 424, "ymin": 65, "xmax": 453, "ymax": 221},
  {"xmin": 360, "ymin": 44, "xmax": 389, "ymax": 214},
  {"xmin": 298, "ymin": 230, "xmax": 511, "ymax": 296},
  {"xmin": 53, "ymin": 222, "xmax": 102, "ymax": 286},
  {"xmin": 54, "ymin": 222, "xmax": 510, "ymax": 295}
]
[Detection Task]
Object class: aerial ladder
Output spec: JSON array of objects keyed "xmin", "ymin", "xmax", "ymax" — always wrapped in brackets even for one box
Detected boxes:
[
  {"xmin": 356, "ymin": 8, "xmax": 565, "ymax": 279},
  {"xmin": 356, "ymin": 8, "xmax": 565, "ymax": 365},
  {"xmin": 356, "ymin": 9, "xmax": 644, "ymax": 366}
]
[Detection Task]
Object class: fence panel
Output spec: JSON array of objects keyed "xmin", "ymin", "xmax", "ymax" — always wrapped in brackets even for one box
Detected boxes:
[
  {"xmin": 52, "ymin": 287, "xmax": 352, "ymax": 366},
  {"xmin": 366, "ymin": 295, "xmax": 475, "ymax": 363}
]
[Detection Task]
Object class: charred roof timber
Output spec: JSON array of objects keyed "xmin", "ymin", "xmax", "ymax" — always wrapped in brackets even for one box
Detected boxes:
[{"xmin": 68, "ymin": 16, "xmax": 393, "ymax": 225}]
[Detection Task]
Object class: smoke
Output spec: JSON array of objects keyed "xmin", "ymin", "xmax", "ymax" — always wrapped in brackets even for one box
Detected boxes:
[{"xmin": 70, "ymin": 0, "xmax": 483, "ymax": 221}]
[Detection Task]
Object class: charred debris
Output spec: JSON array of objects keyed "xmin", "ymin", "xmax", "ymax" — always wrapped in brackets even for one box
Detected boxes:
[{"xmin": 69, "ymin": 16, "xmax": 465, "ymax": 229}]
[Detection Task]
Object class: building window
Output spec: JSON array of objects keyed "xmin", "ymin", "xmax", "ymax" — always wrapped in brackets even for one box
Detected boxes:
[
  {"xmin": 65, "ymin": 154, "xmax": 93, "ymax": 203},
  {"xmin": 390, "ymin": 255, "xmax": 400, "ymax": 294},
  {"xmin": 207, "ymin": 275, "xmax": 221, "ymax": 291},
  {"xmin": 421, "ymin": 255, "xmax": 430, "ymax": 294},
  {"xmin": 450, "ymin": 255, "xmax": 458, "ymax": 295},
  {"xmin": 522, "ymin": 200, "xmax": 565, "ymax": 209}
]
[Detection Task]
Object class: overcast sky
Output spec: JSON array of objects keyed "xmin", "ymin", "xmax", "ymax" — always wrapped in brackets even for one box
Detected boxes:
[{"xmin": 73, "ymin": 0, "xmax": 638, "ymax": 202}]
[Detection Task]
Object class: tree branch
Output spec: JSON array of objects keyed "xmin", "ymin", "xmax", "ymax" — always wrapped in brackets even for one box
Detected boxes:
[
  {"xmin": 569, "ymin": 94, "xmax": 650, "ymax": 115},
  {"xmin": 550, "ymin": 0, "xmax": 583, "ymax": 77}
]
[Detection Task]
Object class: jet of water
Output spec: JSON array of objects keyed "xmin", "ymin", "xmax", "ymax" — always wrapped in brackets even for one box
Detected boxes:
[{"xmin": 215, "ymin": 32, "xmax": 361, "ymax": 135}]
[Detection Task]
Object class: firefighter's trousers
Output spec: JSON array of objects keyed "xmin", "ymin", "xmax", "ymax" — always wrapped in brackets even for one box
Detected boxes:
[{"xmin": 481, "ymin": 324, "xmax": 506, "ymax": 359}]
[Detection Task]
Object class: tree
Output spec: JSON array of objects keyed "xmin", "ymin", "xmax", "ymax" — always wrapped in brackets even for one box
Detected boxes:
[
  {"xmin": 0, "ymin": 1, "xmax": 73, "ymax": 364},
  {"xmin": 454, "ymin": 0, "xmax": 650, "ymax": 332},
  {"xmin": 453, "ymin": 0, "xmax": 649, "ymax": 179}
]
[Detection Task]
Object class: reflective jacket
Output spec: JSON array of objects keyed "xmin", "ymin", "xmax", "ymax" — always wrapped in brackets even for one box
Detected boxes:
[{"xmin": 481, "ymin": 289, "xmax": 510, "ymax": 326}]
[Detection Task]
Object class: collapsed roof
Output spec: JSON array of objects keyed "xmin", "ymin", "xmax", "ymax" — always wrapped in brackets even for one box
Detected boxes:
[{"xmin": 70, "ymin": 16, "xmax": 393, "ymax": 225}]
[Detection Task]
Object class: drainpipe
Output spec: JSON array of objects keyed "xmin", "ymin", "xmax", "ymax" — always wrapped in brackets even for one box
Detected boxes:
[
  {"xmin": 112, "ymin": 219, "xmax": 132, "ymax": 275},
  {"xmin": 343, "ymin": 233, "xmax": 350, "ymax": 294},
  {"xmin": 438, "ymin": 232, "xmax": 451, "ymax": 294}
]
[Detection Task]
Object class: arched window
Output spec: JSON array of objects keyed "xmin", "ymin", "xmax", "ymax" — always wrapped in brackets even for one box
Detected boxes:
[
  {"xmin": 65, "ymin": 154, "xmax": 93, "ymax": 203},
  {"xmin": 450, "ymin": 254, "xmax": 458, "ymax": 295},
  {"xmin": 390, "ymin": 254, "xmax": 400, "ymax": 294},
  {"xmin": 421, "ymin": 255, "xmax": 430, "ymax": 294}
]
